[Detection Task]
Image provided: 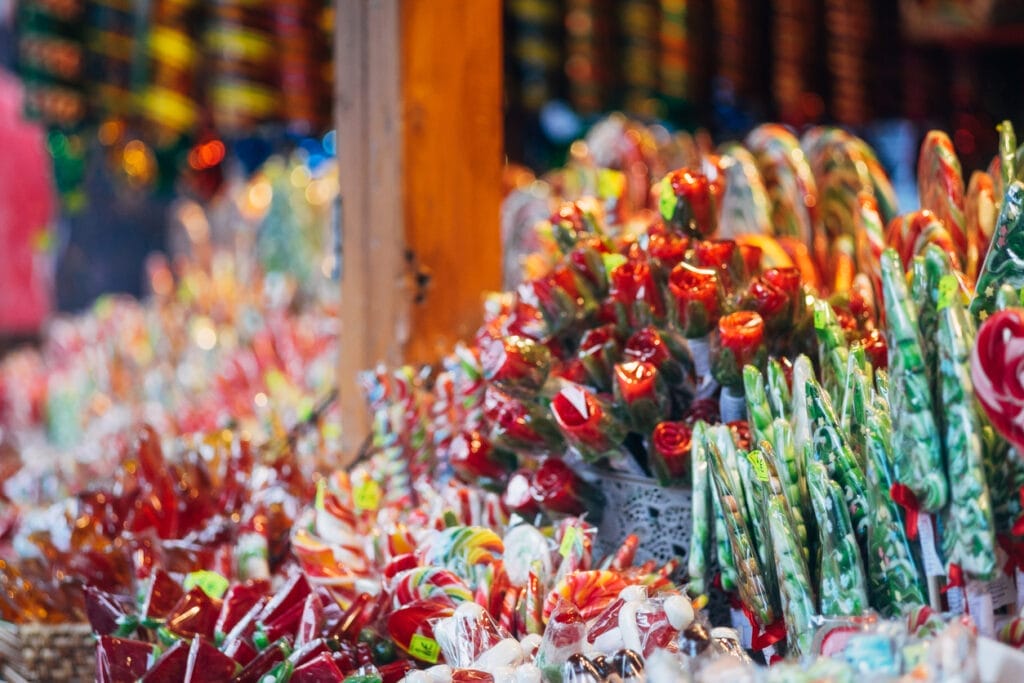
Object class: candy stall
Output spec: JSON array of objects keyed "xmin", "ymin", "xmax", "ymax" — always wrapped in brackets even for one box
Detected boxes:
[{"xmin": 2, "ymin": 1, "xmax": 1024, "ymax": 682}]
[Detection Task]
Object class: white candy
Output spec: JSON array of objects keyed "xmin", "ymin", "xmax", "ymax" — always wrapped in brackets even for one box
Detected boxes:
[
  {"xmin": 489, "ymin": 665, "xmax": 517, "ymax": 683},
  {"xmin": 519, "ymin": 633, "xmax": 542, "ymax": 656},
  {"xmin": 454, "ymin": 601, "xmax": 486, "ymax": 619},
  {"xmin": 663, "ymin": 594, "xmax": 694, "ymax": 631},
  {"xmin": 619, "ymin": 600, "xmax": 644, "ymax": 654},
  {"xmin": 591, "ymin": 626, "xmax": 625, "ymax": 653},
  {"xmin": 473, "ymin": 638, "xmax": 525, "ymax": 669},
  {"xmin": 619, "ymin": 584, "xmax": 648, "ymax": 602},
  {"xmin": 424, "ymin": 664, "xmax": 453, "ymax": 682},
  {"xmin": 514, "ymin": 664, "xmax": 544, "ymax": 683}
]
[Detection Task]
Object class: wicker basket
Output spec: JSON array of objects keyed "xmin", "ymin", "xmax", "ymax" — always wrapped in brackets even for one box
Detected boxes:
[
  {"xmin": 586, "ymin": 467, "xmax": 692, "ymax": 569},
  {"xmin": 0, "ymin": 622, "xmax": 95, "ymax": 683}
]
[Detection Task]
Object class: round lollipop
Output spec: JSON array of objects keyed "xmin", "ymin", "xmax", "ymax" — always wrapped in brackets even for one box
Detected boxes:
[{"xmin": 971, "ymin": 309, "xmax": 1024, "ymax": 451}]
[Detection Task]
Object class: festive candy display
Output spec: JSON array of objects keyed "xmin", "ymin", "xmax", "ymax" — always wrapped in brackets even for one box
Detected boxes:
[{"xmin": 7, "ymin": 114, "xmax": 1024, "ymax": 680}]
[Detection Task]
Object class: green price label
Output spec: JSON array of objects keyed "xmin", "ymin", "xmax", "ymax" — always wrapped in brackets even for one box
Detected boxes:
[
  {"xmin": 602, "ymin": 253, "xmax": 627, "ymax": 276},
  {"xmin": 747, "ymin": 452, "xmax": 770, "ymax": 482},
  {"xmin": 658, "ymin": 180, "xmax": 676, "ymax": 221},
  {"xmin": 560, "ymin": 526, "xmax": 580, "ymax": 558},
  {"xmin": 183, "ymin": 570, "xmax": 229, "ymax": 600},
  {"xmin": 408, "ymin": 633, "xmax": 440, "ymax": 663},
  {"xmin": 354, "ymin": 480, "xmax": 382, "ymax": 511},
  {"xmin": 813, "ymin": 307, "xmax": 827, "ymax": 330},
  {"xmin": 937, "ymin": 275, "xmax": 958, "ymax": 311},
  {"xmin": 1017, "ymin": 287, "xmax": 1024, "ymax": 306}
]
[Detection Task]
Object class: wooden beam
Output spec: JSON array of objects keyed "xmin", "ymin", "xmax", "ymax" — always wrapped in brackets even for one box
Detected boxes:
[
  {"xmin": 335, "ymin": 0, "xmax": 503, "ymax": 460},
  {"xmin": 401, "ymin": 0, "xmax": 504, "ymax": 364}
]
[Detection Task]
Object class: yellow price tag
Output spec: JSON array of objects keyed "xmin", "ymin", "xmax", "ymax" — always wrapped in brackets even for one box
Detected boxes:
[
  {"xmin": 748, "ymin": 452, "xmax": 770, "ymax": 482},
  {"xmin": 315, "ymin": 479, "xmax": 326, "ymax": 511},
  {"xmin": 183, "ymin": 570, "xmax": 229, "ymax": 599},
  {"xmin": 408, "ymin": 633, "xmax": 440, "ymax": 663},
  {"xmin": 598, "ymin": 169, "xmax": 626, "ymax": 200},
  {"xmin": 354, "ymin": 480, "xmax": 382, "ymax": 511},
  {"xmin": 937, "ymin": 275, "xmax": 957, "ymax": 311}
]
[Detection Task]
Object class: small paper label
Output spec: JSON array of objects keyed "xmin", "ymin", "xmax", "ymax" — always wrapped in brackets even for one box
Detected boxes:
[
  {"xmin": 967, "ymin": 584, "xmax": 995, "ymax": 637},
  {"xmin": 946, "ymin": 586, "xmax": 965, "ymax": 614},
  {"xmin": 814, "ymin": 308, "xmax": 827, "ymax": 330},
  {"xmin": 747, "ymin": 452, "xmax": 770, "ymax": 482},
  {"xmin": 183, "ymin": 570, "xmax": 229, "ymax": 600},
  {"xmin": 408, "ymin": 633, "xmax": 440, "ymax": 663},
  {"xmin": 937, "ymin": 275, "xmax": 958, "ymax": 311},
  {"xmin": 916, "ymin": 515, "xmax": 945, "ymax": 577},
  {"xmin": 658, "ymin": 180, "xmax": 676, "ymax": 221},
  {"xmin": 560, "ymin": 526, "xmax": 580, "ymax": 559},
  {"xmin": 975, "ymin": 574, "xmax": 1017, "ymax": 610},
  {"xmin": 730, "ymin": 608, "xmax": 753, "ymax": 649},
  {"xmin": 354, "ymin": 480, "xmax": 382, "ymax": 511},
  {"xmin": 1015, "ymin": 570, "xmax": 1024, "ymax": 614}
]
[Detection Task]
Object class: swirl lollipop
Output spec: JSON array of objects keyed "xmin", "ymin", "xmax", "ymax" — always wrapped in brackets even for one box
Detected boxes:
[{"xmin": 972, "ymin": 309, "xmax": 1024, "ymax": 451}]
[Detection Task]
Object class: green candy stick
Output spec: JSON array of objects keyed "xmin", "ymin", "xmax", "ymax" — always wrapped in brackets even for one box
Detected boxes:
[
  {"xmin": 937, "ymin": 292, "xmax": 996, "ymax": 579},
  {"xmin": 791, "ymin": 355, "xmax": 815, "ymax": 457},
  {"xmin": 766, "ymin": 483, "xmax": 816, "ymax": 657},
  {"xmin": 688, "ymin": 421, "xmax": 714, "ymax": 595},
  {"xmin": 744, "ymin": 364, "xmax": 774, "ymax": 447},
  {"xmin": 766, "ymin": 358, "xmax": 792, "ymax": 420},
  {"xmin": 863, "ymin": 385, "xmax": 928, "ymax": 615},
  {"xmin": 806, "ymin": 460, "xmax": 868, "ymax": 617},
  {"xmin": 880, "ymin": 248, "xmax": 947, "ymax": 511},
  {"xmin": 708, "ymin": 442, "xmax": 776, "ymax": 626},
  {"xmin": 768, "ymin": 419, "xmax": 810, "ymax": 564},
  {"xmin": 806, "ymin": 380, "xmax": 870, "ymax": 543},
  {"xmin": 971, "ymin": 181, "xmax": 1024, "ymax": 320}
]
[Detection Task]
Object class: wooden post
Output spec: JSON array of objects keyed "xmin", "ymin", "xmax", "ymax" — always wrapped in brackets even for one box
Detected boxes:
[{"xmin": 335, "ymin": 0, "xmax": 503, "ymax": 461}]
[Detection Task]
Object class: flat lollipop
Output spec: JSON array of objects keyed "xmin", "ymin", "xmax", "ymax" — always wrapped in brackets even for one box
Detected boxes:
[
  {"xmin": 972, "ymin": 309, "xmax": 1024, "ymax": 451},
  {"xmin": 716, "ymin": 143, "xmax": 773, "ymax": 239}
]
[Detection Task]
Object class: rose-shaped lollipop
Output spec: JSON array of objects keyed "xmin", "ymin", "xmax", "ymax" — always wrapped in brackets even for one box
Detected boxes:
[
  {"xmin": 608, "ymin": 259, "xmax": 666, "ymax": 328},
  {"xmin": 658, "ymin": 169, "xmax": 721, "ymax": 238},
  {"xmin": 530, "ymin": 457, "xmax": 605, "ymax": 519},
  {"xmin": 613, "ymin": 361, "xmax": 669, "ymax": 433},
  {"xmin": 448, "ymin": 431, "xmax": 517, "ymax": 489},
  {"xmin": 694, "ymin": 239, "xmax": 745, "ymax": 291},
  {"xmin": 480, "ymin": 335, "xmax": 552, "ymax": 399},
  {"xmin": 668, "ymin": 263, "xmax": 723, "ymax": 339},
  {"xmin": 714, "ymin": 311, "xmax": 766, "ymax": 388},
  {"xmin": 649, "ymin": 421, "xmax": 693, "ymax": 485},
  {"xmin": 971, "ymin": 309, "xmax": 1024, "ymax": 450},
  {"xmin": 550, "ymin": 383, "xmax": 627, "ymax": 461}
]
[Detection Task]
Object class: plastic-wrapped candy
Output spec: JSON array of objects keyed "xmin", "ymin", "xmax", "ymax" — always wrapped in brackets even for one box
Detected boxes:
[
  {"xmin": 714, "ymin": 312, "xmax": 766, "ymax": 422},
  {"xmin": 687, "ymin": 421, "xmax": 713, "ymax": 595},
  {"xmin": 613, "ymin": 361, "xmax": 670, "ymax": 434},
  {"xmin": 608, "ymin": 258, "xmax": 667, "ymax": 329},
  {"xmin": 434, "ymin": 602, "xmax": 526, "ymax": 671},
  {"xmin": 658, "ymin": 168, "xmax": 722, "ymax": 238},
  {"xmin": 880, "ymin": 248, "xmax": 947, "ymax": 512},
  {"xmin": 550, "ymin": 383, "xmax": 628, "ymax": 463},
  {"xmin": 649, "ymin": 420, "xmax": 693, "ymax": 486},
  {"xmin": 481, "ymin": 335, "xmax": 553, "ymax": 401},
  {"xmin": 534, "ymin": 598, "xmax": 588, "ymax": 680}
]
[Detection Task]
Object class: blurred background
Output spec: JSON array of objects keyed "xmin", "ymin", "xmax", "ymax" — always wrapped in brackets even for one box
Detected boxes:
[{"xmin": 2, "ymin": 0, "xmax": 1024, "ymax": 339}]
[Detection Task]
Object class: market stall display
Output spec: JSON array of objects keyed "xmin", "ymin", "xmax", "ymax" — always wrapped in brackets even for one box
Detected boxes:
[{"xmin": 4, "ymin": 115, "xmax": 1024, "ymax": 682}]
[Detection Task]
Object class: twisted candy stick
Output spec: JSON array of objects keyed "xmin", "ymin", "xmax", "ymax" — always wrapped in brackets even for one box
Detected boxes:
[
  {"xmin": 716, "ymin": 143, "xmax": 773, "ymax": 239},
  {"xmin": 764, "ymin": 468, "xmax": 816, "ymax": 657},
  {"xmin": 746, "ymin": 124, "xmax": 818, "ymax": 246},
  {"xmin": 805, "ymin": 380, "xmax": 870, "ymax": 542},
  {"xmin": 854, "ymin": 193, "xmax": 886, "ymax": 293},
  {"xmin": 708, "ymin": 442, "xmax": 776, "ymax": 627},
  {"xmin": 791, "ymin": 355, "xmax": 815, "ymax": 456},
  {"xmin": 688, "ymin": 421, "xmax": 713, "ymax": 596},
  {"xmin": 770, "ymin": 418, "xmax": 809, "ymax": 562},
  {"xmin": 917, "ymin": 130, "xmax": 967, "ymax": 262},
  {"xmin": 806, "ymin": 460, "xmax": 868, "ymax": 617},
  {"xmin": 862, "ymin": 375, "xmax": 928, "ymax": 616},
  {"xmin": 938, "ymin": 288, "xmax": 997, "ymax": 579},
  {"xmin": 971, "ymin": 180, "xmax": 1024, "ymax": 320},
  {"xmin": 965, "ymin": 171, "xmax": 998, "ymax": 281},
  {"xmin": 881, "ymin": 249, "xmax": 947, "ymax": 511}
]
